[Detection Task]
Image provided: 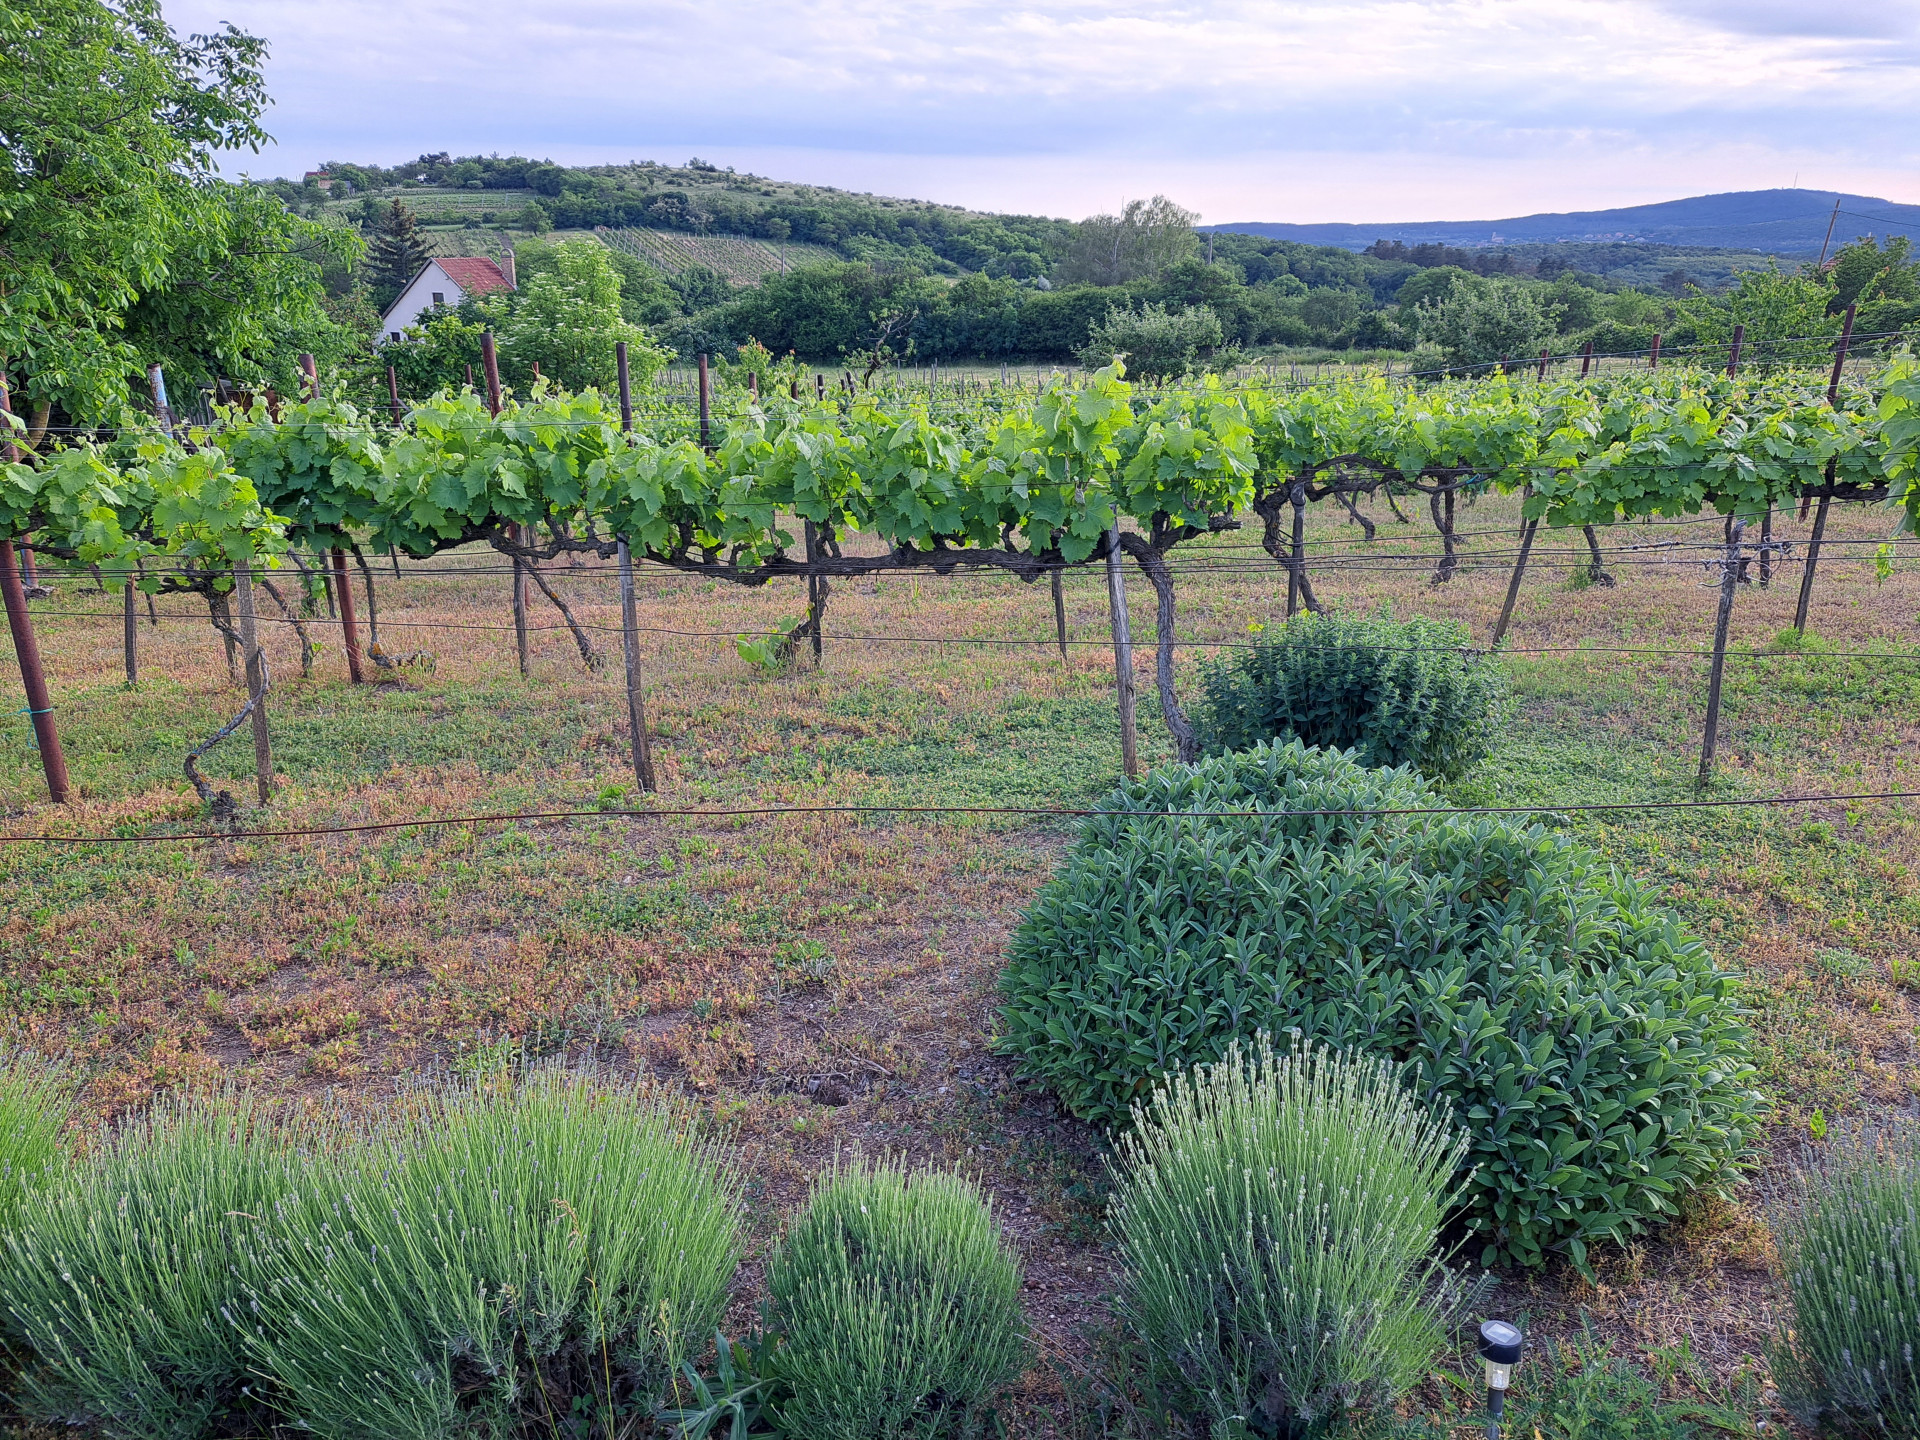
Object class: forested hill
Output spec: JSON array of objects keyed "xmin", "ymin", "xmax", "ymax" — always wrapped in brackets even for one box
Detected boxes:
[
  {"xmin": 1205, "ymin": 189, "xmax": 1920, "ymax": 255},
  {"xmin": 277, "ymin": 154, "xmax": 1918, "ymax": 382}
]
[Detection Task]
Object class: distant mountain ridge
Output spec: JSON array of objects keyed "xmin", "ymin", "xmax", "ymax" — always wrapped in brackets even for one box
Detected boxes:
[{"xmin": 1203, "ymin": 189, "xmax": 1920, "ymax": 255}]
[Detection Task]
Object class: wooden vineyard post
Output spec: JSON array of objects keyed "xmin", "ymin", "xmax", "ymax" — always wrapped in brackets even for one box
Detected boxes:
[
  {"xmin": 616, "ymin": 340, "xmax": 634, "ymax": 432},
  {"xmin": 617, "ymin": 540, "xmax": 658, "ymax": 793},
  {"xmin": 478, "ymin": 332, "xmax": 529, "ymax": 676},
  {"xmin": 387, "ymin": 366, "xmax": 403, "ymax": 426},
  {"xmin": 232, "ymin": 562, "xmax": 274, "ymax": 803},
  {"xmin": 1536, "ymin": 348, "xmax": 1549, "ymax": 381},
  {"xmin": 1649, "ymin": 334, "xmax": 1661, "ymax": 369},
  {"xmin": 481, "ymin": 332, "xmax": 503, "ymax": 414},
  {"xmin": 512, "ymin": 523, "xmax": 531, "ymax": 677},
  {"xmin": 1491, "ymin": 511, "xmax": 1541, "ymax": 648},
  {"xmin": 1579, "ymin": 342, "xmax": 1594, "ymax": 378},
  {"xmin": 123, "ymin": 579, "xmax": 138, "ymax": 687},
  {"xmin": 1697, "ymin": 516, "xmax": 1746, "ymax": 788},
  {"xmin": 1794, "ymin": 304, "xmax": 1856, "ymax": 634},
  {"xmin": 0, "ymin": 375, "xmax": 68, "ymax": 802},
  {"xmin": 1051, "ymin": 567, "xmax": 1068, "ymax": 663},
  {"xmin": 330, "ymin": 547, "xmax": 365, "ymax": 683},
  {"xmin": 1726, "ymin": 324, "xmax": 1744, "ymax": 379},
  {"xmin": 0, "ymin": 540, "xmax": 67, "ymax": 803},
  {"xmin": 803, "ymin": 520, "xmax": 824, "ymax": 666},
  {"xmin": 612, "ymin": 346, "xmax": 657, "ymax": 793},
  {"xmin": 1286, "ymin": 476, "xmax": 1315, "ymax": 616},
  {"xmin": 1105, "ymin": 524, "xmax": 1140, "ymax": 780},
  {"xmin": 698, "ymin": 353, "xmax": 712, "ymax": 451},
  {"xmin": 300, "ymin": 352, "xmax": 319, "ymax": 401}
]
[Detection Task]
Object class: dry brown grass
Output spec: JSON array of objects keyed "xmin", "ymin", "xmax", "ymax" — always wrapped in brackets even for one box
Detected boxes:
[{"xmin": 3, "ymin": 491, "xmax": 1919, "ymax": 1432}]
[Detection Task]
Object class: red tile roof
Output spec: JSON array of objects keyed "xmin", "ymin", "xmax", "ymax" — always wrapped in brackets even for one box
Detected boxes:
[{"xmin": 434, "ymin": 257, "xmax": 513, "ymax": 297}]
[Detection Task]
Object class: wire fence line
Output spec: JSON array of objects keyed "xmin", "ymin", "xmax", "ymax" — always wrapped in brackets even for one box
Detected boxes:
[
  {"xmin": 6, "ymin": 786, "xmax": 1920, "ymax": 848},
  {"xmin": 15, "ymin": 602, "xmax": 1920, "ymax": 666}
]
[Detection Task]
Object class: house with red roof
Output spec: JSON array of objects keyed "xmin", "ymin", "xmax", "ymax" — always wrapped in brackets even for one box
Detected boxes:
[{"xmin": 378, "ymin": 255, "xmax": 516, "ymax": 342}]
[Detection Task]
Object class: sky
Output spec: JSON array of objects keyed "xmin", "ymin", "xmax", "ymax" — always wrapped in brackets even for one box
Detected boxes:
[{"xmin": 166, "ymin": 0, "xmax": 1920, "ymax": 224}]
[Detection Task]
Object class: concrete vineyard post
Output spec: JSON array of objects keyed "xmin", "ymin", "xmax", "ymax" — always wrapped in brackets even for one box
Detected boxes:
[
  {"xmin": 147, "ymin": 363, "xmax": 176, "ymax": 436},
  {"xmin": 1794, "ymin": 304, "xmax": 1856, "ymax": 634},
  {"xmin": 233, "ymin": 562, "xmax": 274, "ymax": 803},
  {"xmin": 0, "ymin": 375, "xmax": 68, "ymax": 802},
  {"xmin": 1697, "ymin": 516, "xmax": 1746, "ymax": 788},
  {"xmin": 1105, "ymin": 524, "xmax": 1140, "ymax": 780},
  {"xmin": 330, "ymin": 548, "xmax": 365, "ymax": 683}
]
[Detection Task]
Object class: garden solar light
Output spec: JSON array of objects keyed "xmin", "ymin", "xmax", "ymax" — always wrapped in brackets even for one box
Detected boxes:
[{"xmin": 1478, "ymin": 1319, "xmax": 1523, "ymax": 1440}]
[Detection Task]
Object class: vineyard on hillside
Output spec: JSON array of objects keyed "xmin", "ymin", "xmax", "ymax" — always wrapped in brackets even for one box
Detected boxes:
[{"xmin": 598, "ymin": 226, "xmax": 844, "ymax": 284}]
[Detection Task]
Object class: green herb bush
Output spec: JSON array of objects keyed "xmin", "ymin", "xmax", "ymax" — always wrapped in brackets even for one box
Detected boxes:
[
  {"xmin": 1113, "ymin": 1041, "xmax": 1469, "ymax": 1438},
  {"xmin": 2, "ymin": 1096, "xmax": 289, "ymax": 1440},
  {"xmin": 0, "ymin": 1050, "xmax": 67, "ymax": 1227},
  {"xmin": 997, "ymin": 741, "xmax": 1764, "ymax": 1270},
  {"xmin": 766, "ymin": 1157, "xmax": 1028, "ymax": 1439},
  {"xmin": 1194, "ymin": 610, "xmax": 1506, "ymax": 779},
  {"xmin": 243, "ymin": 1071, "xmax": 740, "ymax": 1440},
  {"xmin": 1770, "ymin": 1118, "xmax": 1920, "ymax": 1438}
]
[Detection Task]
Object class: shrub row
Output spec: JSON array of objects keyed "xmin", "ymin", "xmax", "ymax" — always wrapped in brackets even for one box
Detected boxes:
[
  {"xmin": 998, "ymin": 740, "xmax": 1768, "ymax": 1270},
  {"xmin": 0, "ymin": 1073, "xmax": 1027, "ymax": 1440}
]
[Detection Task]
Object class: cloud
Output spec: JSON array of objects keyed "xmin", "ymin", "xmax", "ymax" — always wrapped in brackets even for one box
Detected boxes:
[{"xmin": 169, "ymin": 0, "xmax": 1920, "ymax": 218}]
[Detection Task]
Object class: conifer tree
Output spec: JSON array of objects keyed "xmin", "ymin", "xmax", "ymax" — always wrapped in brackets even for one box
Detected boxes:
[{"xmin": 367, "ymin": 200, "xmax": 431, "ymax": 307}]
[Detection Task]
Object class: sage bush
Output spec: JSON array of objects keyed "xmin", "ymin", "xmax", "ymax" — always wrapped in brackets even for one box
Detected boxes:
[
  {"xmin": 997, "ymin": 740, "xmax": 1765, "ymax": 1269},
  {"xmin": 1113, "ymin": 1041, "xmax": 1469, "ymax": 1437},
  {"xmin": 1194, "ymin": 609, "xmax": 1506, "ymax": 779}
]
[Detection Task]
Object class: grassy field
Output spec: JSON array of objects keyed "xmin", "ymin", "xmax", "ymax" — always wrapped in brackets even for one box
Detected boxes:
[{"xmin": 4, "ymin": 494, "xmax": 1919, "ymax": 1433}]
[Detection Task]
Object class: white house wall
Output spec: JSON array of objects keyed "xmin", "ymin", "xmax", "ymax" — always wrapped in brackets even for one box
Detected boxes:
[{"xmin": 380, "ymin": 262, "xmax": 462, "ymax": 343}]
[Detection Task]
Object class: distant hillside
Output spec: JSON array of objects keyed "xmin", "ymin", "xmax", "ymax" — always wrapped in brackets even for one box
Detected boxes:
[{"xmin": 1205, "ymin": 189, "xmax": 1919, "ymax": 255}]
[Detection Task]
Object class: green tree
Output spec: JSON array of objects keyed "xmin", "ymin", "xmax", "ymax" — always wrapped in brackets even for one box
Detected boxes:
[
  {"xmin": 486, "ymin": 239, "xmax": 668, "ymax": 393},
  {"xmin": 1672, "ymin": 264, "xmax": 1838, "ymax": 368},
  {"xmin": 1079, "ymin": 301, "xmax": 1223, "ymax": 380},
  {"xmin": 1055, "ymin": 196, "xmax": 1201, "ymax": 287},
  {"xmin": 365, "ymin": 199, "xmax": 431, "ymax": 308},
  {"xmin": 0, "ymin": 0, "xmax": 349, "ymax": 441},
  {"xmin": 381, "ymin": 309, "xmax": 487, "ymax": 401},
  {"xmin": 1414, "ymin": 284, "xmax": 1557, "ymax": 369},
  {"xmin": 1828, "ymin": 236, "xmax": 1920, "ymax": 345},
  {"xmin": 673, "ymin": 264, "xmax": 733, "ymax": 313}
]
